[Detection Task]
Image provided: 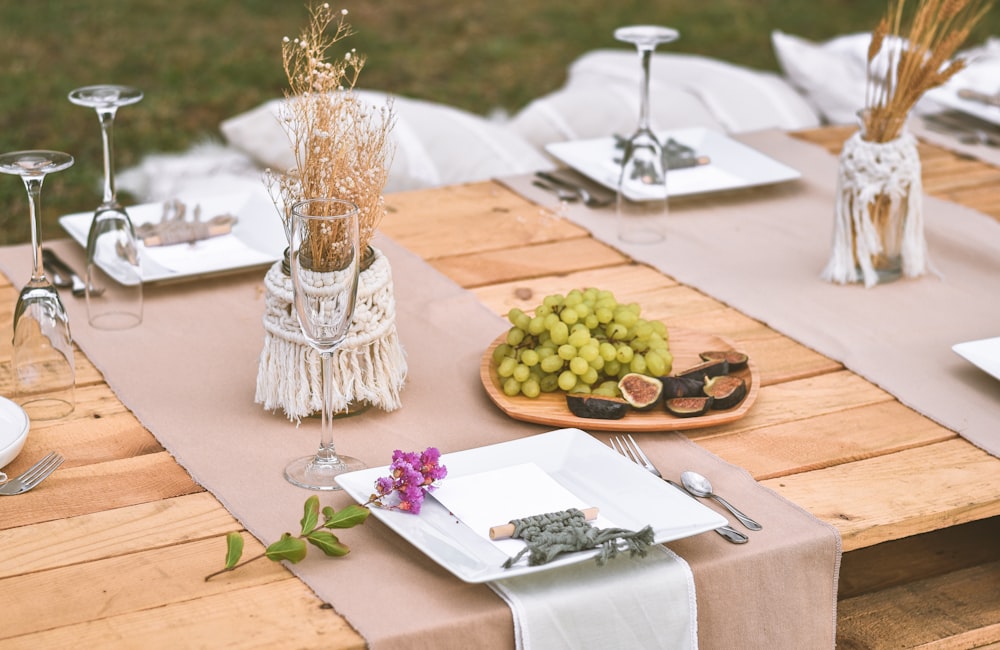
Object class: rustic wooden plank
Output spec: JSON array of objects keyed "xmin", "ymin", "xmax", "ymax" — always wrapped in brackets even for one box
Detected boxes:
[
  {"xmin": 12, "ymin": 410, "xmax": 161, "ymax": 469},
  {"xmin": 430, "ymin": 237, "xmax": 627, "ymax": 288},
  {"xmin": 382, "ymin": 181, "xmax": 586, "ymax": 259},
  {"xmin": 0, "ymin": 452, "xmax": 202, "ymax": 529},
  {"xmin": 838, "ymin": 516, "xmax": 1000, "ymax": 599},
  {"xmin": 0, "ymin": 493, "xmax": 235, "ymax": 578},
  {"xmin": 0, "ymin": 578, "xmax": 365, "ymax": 650},
  {"xmin": 837, "ymin": 560, "xmax": 1000, "ymax": 649},
  {"xmin": 764, "ymin": 439, "xmax": 1000, "ymax": 550},
  {"xmin": 698, "ymin": 400, "xmax": 954, "ymax": 480}
]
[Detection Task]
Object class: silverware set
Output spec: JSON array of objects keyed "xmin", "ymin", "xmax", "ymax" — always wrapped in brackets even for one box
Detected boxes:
[
  {"xmin": 922, "ymin": 110, "xmax": 1000, "ymax": 148},
  {"xmin": 0, "ymin": 451, "xmax": 63, "ymax": 496},
  {"xmin": 42, "ymin": 247, "xmax": 103, "ymax": 298},
  {"xmin": 610, "ymin": 434, "xmax": 761, "ymax": 544},
  {"xmin": 534, "ymin": 171, "xmax": 615, "ymax": 207}
]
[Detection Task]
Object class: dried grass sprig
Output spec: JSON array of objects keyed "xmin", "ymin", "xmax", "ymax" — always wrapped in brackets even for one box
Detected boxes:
[
  {"xmin": 863, "ymin": 0, "xmax": 993, "ymax": 142},
  {"xmin": 266, "ymin": 2, "xmax": 396, "ymax": 266}
]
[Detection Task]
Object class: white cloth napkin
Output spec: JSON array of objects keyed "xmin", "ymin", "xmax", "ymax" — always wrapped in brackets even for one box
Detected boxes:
[{"xmin": 491, "ymin": 546, "xmax": 697, "ymax": 650}]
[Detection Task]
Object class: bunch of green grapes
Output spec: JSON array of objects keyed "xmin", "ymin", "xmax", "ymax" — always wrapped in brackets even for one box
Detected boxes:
[{"xmin": 491, "ymin": 288, "xmax": 672, "ymax": 398}]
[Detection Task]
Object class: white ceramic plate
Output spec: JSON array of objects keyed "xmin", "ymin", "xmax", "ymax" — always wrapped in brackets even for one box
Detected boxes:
[
  {"xmin": 953, "ymin": 336, "xmax": 1000, "ymax": 381},
  {"xmin": 59, "ymin": 189, "xmax": 286, "ymax": 284},
  {"xmin": 336, "ymin": 428, "xmax": 727, "ymax": 583},
  {"xmin": 0, "ymin": 396, "xmax": 30, "ymax": 469},
  {"xmin": 544, "ymin": 127, "xmax": 801, "ymax": 201},
  {"xmin": 927, "ymin": 83, "xmax": 1000, "ymax": 127}
]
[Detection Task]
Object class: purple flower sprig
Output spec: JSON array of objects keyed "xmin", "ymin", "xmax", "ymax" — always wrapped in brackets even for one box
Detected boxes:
[{"xmin": 369, "ymin": 447, "xmax": 448, "ymax": 514}]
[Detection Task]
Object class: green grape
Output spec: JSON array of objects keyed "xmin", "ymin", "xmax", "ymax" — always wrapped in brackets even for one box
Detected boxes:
[
  {"xmin": 557, "ymin": 344, "xmax": 577, "ymax": 360},
  {"xmin": 506, "ymin": 327, "xmax": 526, "ymax": 346},
  {"xmin": 539, "ymin": 373, "xmax": 560, "ymax": 392},
  {"xmin": 599, "ymin": 342, "xmax": 617, "ymax": 361},
  {"xmin": 569, "ymin": 356, "xmax": 589, "ymax": 375},
  {"xmin": 519, "ymin": 349, "xmax": 540, "ymax": 367},
  {"xmin": 512, "ymin": 364, "xmax": 531, "ymax": 382},
  {"xmin": 629, "ymin": 354, "xmax": 647, "ymax": 374},
  {"xmin": 578, "ymin": 344, "xmax": 599, "ymax": 362},
  {"xmin": 543, "ymin": 294, "xmax": 564, "ymax": 309},
  {"xmin": 588, "ymin": 355, "xmax": 605, "ymax": 371},
  {"xmin": 616, "ymin": 345, "xmax": 634, "ymax": 363},
  {"xmin": 502, "ymin": 377, "xmax": 521, "ymax": 397},
  {"xmin": 614, "ymin": 309, "xmax": 638, "ymax": 328},
  {"xmin": 567, "ymin": 328, "xmax": 590, "ymax": 348},
  {"xmin": 543, "ymin": 312, "xmax": 561, "ymax": 330},
  {"xmin": 521, "ymin": 378, "xmax": 541, "ymax": 398},
  {"xmin": 560, "ymin": 308, "xmax": 579, "ymax": 325},
  {"xmin": 507, "ymin": 307, "xmax": 525, "ymax": 326},
  {"xmin": 595, "ymin": 306, "xmax": 614, "ymax": 324},
  {"xmin": 557, "ymin": 370, "xmax": 578, "ymax": 391},
  {"xmin": 573, "ymin": 302, "xmax": 591, "ymax": 319},
  {"xmin": 583, "ymin": 314, "xmax": 600, "ymax": 330},
  {"xmin": 535, "ymin": 304, "xmax": 553, "ymax": 317},
  {"xmin": 527, "ymin": 316, "xmax": 547, "ymax": 335},
  {"xmin": 497, "ymin": 357, "xmax": 517, "ymax": 378},
  {"xmin": 605, "ymin": 359, "xmax": 622, "ymax": 377},
  {"xmin": 645, "ymin": 351, "xmax": 667, "ymax": 376},
  {"xmin": 540, "ymin": 354, "xmax": 564, "ymax": 373},
  {"xmin": 606, "ymin": 322, "xmax": 628, "ymax": 340},
  {"xmin": 564, "ymin": 290, "xmax": 583, "ymax": 307},
  {"xmin": 550, "ymin": 321, "xmax": 569, "ymax": 344},
  {"xmin": 580, "ymin": 366, "xmax": 599, "ymax": 386},
  {"xmin": 492, "ymin": 343, "xmax": 514, "ymax": 364}
]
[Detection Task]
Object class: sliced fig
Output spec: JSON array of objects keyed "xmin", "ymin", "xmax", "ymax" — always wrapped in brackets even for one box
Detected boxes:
[
  {"xmin": 676, "ymin": 358, "xmax": 729, "ymax": 381},
  {"xmin": 566, "ymin": 394, "xmax": 630, "ymax": 420},
  {"xmin": 703, "ymin": 375, "xmax": 747, "ymax": 410},
  {"xmin": 660, "ymin": 375, "xmax": 704, "ymax": 399},
  {"xmin": 699, "ymin": 350, "xmax": 749, "ymax": 369},
  {"xmin": 618, "ymin": 373, "xmax": 663, "ymax": 411},
  {"xmin": 665, "ymin": 396, "xmax": 714, "ymax": 417}
]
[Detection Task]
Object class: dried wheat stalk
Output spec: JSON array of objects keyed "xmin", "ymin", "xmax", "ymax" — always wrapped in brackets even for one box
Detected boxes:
[{"xmin": 863, "ymin": 0, "xmax": 993, "ymax": 142}]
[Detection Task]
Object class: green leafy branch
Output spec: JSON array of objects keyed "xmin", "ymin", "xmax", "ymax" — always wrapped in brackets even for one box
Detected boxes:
[{"xmin": 205, "ymin": 495, "xmax": 370, "ymax": 581}]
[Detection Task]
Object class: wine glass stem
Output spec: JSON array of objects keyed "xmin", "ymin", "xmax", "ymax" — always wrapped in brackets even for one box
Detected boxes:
[
  {"xmin": 22, "ymin": 176, "xmax": 45, "ymax": 282},
  {"xmin": 317, "ymin": 351, "xmax": 339, "ymax": 462},
  {"xmin": 636, "ymin": 45, "xmax": 655, "ymax": 133},
  {"xmin": 98, "ymin": 108, "xmax": 120, "ymax": 208}
]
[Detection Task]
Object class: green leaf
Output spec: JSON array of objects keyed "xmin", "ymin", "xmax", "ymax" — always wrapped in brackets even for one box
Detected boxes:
[
  {"xmin": 224, "ymin": 531, "xmax": 245, "ymax": 569},
  {"xmin": 300, "ymin": 495, "xmax": 320, "ymax": 535},
  {"xmin": 323, "ymin": 504, "xmax": 370, "ymax": 529},
  {"xmin": 265, "ymin": 533, "xmax": 308, "ymax": 564},
  {"xmin": 306, "ymin": 530, "xmax": 350, "ymax": 557}
]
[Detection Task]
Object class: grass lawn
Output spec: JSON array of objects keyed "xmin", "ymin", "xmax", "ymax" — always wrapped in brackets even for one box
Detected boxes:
[{"xmin": 0, "ymin": 0, "xmax": 996, "ymax": 244}]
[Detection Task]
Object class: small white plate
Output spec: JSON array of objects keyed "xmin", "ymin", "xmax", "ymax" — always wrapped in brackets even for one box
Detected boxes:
[
  {"xmin": 0, "ymin": 396, "xmax": 30, "ymax": 469},
  {"xmin": 59, "ymin": 189, "xmax": 286, "ymax": 284},
  {"xmin": 336, "ymin": 428, "xmax": 726, "ymax": 583},
  {"xmin": 544, "ymin": 127, "xmax": 801, "ymax": 201},
  {"xmin": 953, "ymin": 336, "xmax": 1000, "ymax": 381}
]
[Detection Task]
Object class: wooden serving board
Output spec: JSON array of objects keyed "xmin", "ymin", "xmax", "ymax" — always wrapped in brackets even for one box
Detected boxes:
[{"xmin": 480, "ymin": 327, "xmax": 759, "ymax": 432}]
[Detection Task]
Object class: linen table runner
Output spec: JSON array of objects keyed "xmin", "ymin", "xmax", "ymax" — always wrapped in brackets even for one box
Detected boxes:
[
  {"xmin": 0, "ymin": 236, "xmax": 839, "ymax": 649},
  {"xmin": 503, "ymin": 129, "xmax": 1000, "ymax": 460}
]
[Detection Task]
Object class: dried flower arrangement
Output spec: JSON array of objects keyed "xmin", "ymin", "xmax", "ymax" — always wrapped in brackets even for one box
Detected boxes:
[
  {"xmin": 266, "ymin": 2, "xmax": 395, "ymax": 268},
  {"xmin": 862, "ymin": 0, "xmax": 994, "ymax": 143}
]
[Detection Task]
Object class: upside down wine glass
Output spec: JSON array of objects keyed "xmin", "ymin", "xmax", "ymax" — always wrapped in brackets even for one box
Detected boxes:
[
  {"xmin": 286, "ymin": 198, "xmax": 365, "ymax": 490},
  {"xmin": 614, "ymin": 25, "xmax": 679, "ymax": 244},
  {"xmin": 0, "ymin": 150, "xmax": 76, "ymax": 420},
  {"xmin": 68, "ymin": 85, "xmax": 144, "ymax": 330}
]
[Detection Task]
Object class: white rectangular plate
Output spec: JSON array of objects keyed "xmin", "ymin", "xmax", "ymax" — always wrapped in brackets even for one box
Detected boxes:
[
  {"xmin": 336, "ymin": 428, "xmax": 727, "ymax": 583},
  {"xmin": 544, "ymin": 127, "xmax": 801, "ymax": 201},
  {"xmin": 927, "ymin": 83, "xmax": 1000, "ymax": 127},
  {"xmin": 953, "ymin": 336, "xmax": 1000, "ymax": 382},
  {"xmin": 58, "ymin": 189, "xmax": 286, "ymax": 284}
]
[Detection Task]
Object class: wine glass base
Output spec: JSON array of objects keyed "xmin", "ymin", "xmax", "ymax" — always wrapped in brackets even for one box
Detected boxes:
[
  {"xmin": 18, "ymin": 396, "xmax": 74, "ymax": 421},
  {"xmin": 284, "ymin": 453, "xmax": 366, "ymax": 490},
  {"xmin": 88, "ymin": 310, "xmax": 142, "ymax": 330}
]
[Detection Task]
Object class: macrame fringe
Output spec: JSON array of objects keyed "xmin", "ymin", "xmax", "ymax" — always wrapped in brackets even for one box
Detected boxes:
[
  {"xmin": 255, "ymin": 246, "xmax": 407, "ymax": 421},
  {"xmin": 821, "ymin": 129, "xmax": 926, "ymax": 288}
]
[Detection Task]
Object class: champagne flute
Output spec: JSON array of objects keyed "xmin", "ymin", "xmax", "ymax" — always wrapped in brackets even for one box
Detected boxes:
[
  {"xmin": 614, "ymin": 25, "xmax": 679, "ymax": 244},
  {"xmin": 68, "ymin": 85, "xmax": 144, "ymax": 330},
  {"xmin": 285, "ymin": 198, "xmax": 364, "ymax": 490},
  {"xmin": 0, "ymin": 150, "xmax": 76, "ymax": 420}
]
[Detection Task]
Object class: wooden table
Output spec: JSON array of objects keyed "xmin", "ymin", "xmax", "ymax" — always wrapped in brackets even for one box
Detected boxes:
[{"xmin": 2, "ymin": 127, "xmax": 999, "ymax": 648}]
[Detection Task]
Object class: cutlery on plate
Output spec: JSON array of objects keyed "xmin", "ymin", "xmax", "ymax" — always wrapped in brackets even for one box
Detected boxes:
[
  {"xmin": 610, "ymin": 435, "xmax": 749, "ymax": 544},
  {"xmin": 532, "ymin": 179, "xmax": 580, "ymax": 203},
  {"xmin": 958, "ymin": 88, "xmax": 1000, "ymax": 108},
  {"xmin": 922, "ymin": 111, "xmax": 1000, "ymax": 147},
  {"xmin": 680, "ymin": 470, "xmax": 762, "ymax": 531},
  {"xmin": 42, "ymin": 248, "xmax": 104, "ymax": 298},
  {"xmin": 0, "ymin": 451, "xmax": 63, "ymax": 495},
  {"xmin": 535, "ymin": 171, "xmax": 614, "ymax": 207}
]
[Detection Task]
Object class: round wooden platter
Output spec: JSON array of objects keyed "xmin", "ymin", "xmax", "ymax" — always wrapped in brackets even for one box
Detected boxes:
[{"xmin": 480, "ymin": 327, "xmax": 760, "ymax": 432}]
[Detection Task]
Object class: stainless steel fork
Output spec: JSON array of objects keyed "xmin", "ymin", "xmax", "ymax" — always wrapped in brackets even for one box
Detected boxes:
[
  {"xmin": 611, "ymin": 435, "xmax": 748, "ymax": 544},
  {"xmin": 0, "ymin": 451, "xmax": 64, "ymax": 495}
]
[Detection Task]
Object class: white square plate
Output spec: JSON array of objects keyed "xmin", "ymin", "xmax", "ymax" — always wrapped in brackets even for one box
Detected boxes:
[
  {"xmin": 927, "ymin": 82, "xmax": 1000, "ymax": 127},
  {"xmin": 58, "ymin": 189, "xmax": 286, "ymax": 284},
  {"xmin": 953, "ymin": 336, "xmax": 1000, "ymax": 381},
  {"xmin": 335, "ymin": 428, "xmax": 727, "ymax": 583},
  {"xmin": 544, "ymin": 127, "xmax": 801, "ymax": 201}
]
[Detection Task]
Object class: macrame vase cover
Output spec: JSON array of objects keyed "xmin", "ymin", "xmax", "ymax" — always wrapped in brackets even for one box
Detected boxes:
[
  {"xmin": 255, "ymin": 246, "xmax": 406, "ymax": 421},
  {"xmin": 821, "ymin": 129, "xmax": 926, "ymax": 288}
]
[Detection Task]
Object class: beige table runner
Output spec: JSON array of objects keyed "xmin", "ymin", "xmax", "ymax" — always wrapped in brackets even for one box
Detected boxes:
[
  {"xmin": 0, "ymin": 236, "xmax": 839, "ymax": 649},
  {"xmin": 503, "ymin": 129, "xmax": 1000, "ymax": 459}
]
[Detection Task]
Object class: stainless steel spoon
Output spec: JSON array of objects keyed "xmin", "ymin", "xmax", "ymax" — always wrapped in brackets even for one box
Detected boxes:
[{"xmin": 681, "ymin": 470, "xmax": 762, "ymax": 531}]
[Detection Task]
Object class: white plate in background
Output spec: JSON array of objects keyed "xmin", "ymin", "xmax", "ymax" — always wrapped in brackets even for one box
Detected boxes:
[
  {"xmin": 953, "ymin": 336, "xmax": 1000, "ymax": 382},
  {"xmin": 545, "ymin": 127, "xmax": 801, "ymax": 201},
  {"xmin": 59, "ymin": 189, "xmax": 286, "ymax": 284},
  {"xmin": 0, "ymin": 396, "xmax": 30, "ymax": 469}
]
